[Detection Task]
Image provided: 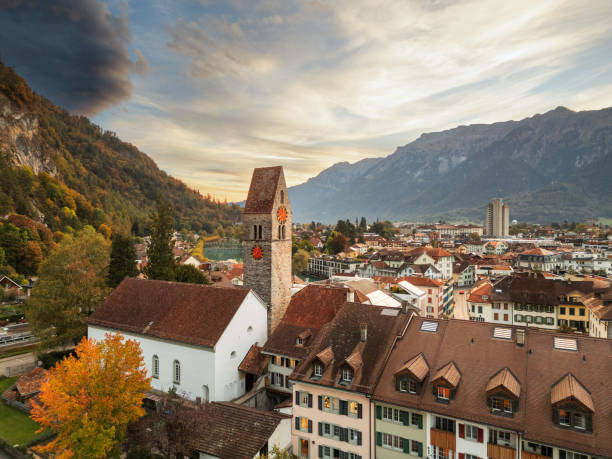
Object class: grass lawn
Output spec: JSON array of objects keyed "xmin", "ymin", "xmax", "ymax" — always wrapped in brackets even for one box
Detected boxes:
[{"xmin": 0, "ymin": 377, "xmax": 47, "ymax": 446}]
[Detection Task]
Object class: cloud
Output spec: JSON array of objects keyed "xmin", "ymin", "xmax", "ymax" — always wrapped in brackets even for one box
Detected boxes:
[
  {"xmin": 0, "ymin": 0, "xmax": 147, "ymax": 115},
  {"xmin": 98, "ymin": 0, "xmax": 612, "ymax": 201}
]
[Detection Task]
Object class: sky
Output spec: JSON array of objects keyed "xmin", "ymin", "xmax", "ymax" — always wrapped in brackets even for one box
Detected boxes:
[{"xmin": 1, "ymin": 0, "xmax": 611, "ymax": 201}]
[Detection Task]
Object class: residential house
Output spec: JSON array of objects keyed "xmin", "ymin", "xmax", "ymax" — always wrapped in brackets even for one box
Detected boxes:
[
  {"xmin": 0, "ymin": 275, "xmax": 22, "ymax": 297},
  {"xmin": 290, "ymin": 302, "xmax": 409, "ymax": 459},
  {"xmin": 517, "ymin": 248, "xmax": 560, "ymax": 272},
  {"xmin": 465, "ymin": 242, "xmax": 487, "ymax": 255},
  {"xmin": 88, "ymin": 278, "xmax": 268, "ymax": 402},
  {"xmin": 485, "ymin": 241, "xmax": 508, "ymax": 255},
  {"xmin": 1, "ymin": 367, "xmax": 48, "ymax": 412},
  {"xmin": 452, "ymin": 262, "xmax": 475, "ymax": 287},
  {"xmin": 398, "ymin": 277, "xmax": 446, "ymax": 319},
  {"xmin": 392, "ymin": 281, "xmax": 427, "ymax": 315}
]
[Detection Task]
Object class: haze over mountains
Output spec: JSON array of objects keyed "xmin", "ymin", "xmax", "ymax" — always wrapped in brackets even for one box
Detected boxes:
[{"xmin": 288, "ymin": 106, "xmax": 612, "ymax": 224}]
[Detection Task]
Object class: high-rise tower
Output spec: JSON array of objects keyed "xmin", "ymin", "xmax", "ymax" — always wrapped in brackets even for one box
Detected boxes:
[
  {"xmin": 485, "ymin": 198, "xmax": 510, "ymax": 237},
  {"xmin": 243, "ymin": 166, "xmax": 292, "ymax": 334}
]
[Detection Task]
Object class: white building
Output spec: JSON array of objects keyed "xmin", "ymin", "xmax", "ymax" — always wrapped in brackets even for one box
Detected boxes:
[{"xmin": 88, "ymin": 278, "xmax": 268, "ymax": 402}]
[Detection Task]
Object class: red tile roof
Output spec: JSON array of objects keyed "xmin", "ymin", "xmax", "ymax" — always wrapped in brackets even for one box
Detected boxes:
[
  {"xmin": 280, "ymin": 284, "xmax": 347, "ymax": 328},
  {"xmin": 467, "ymin": 281, "xmax": 492, "ymax": 303},
  {"xmin": 88, "ymin": 278, "xmax": 250, "ymax": 348},
  {"xmin": 244, "ymin": 166, "xmax": 283, "ymax": 213},
  {"xmin": 15, "ymin": 367, "xmax": 48, "ymax": 396},
  {"xmin": 520, "ymin": 247, "xmax": 556, "ymax": 256},
  {"xmin": 238, "ymin": 345, "xmax": 269, "ymax": 376},
  {"xmin": 397, "ymin": 276, "xmax": 444, "ymax": 288}
]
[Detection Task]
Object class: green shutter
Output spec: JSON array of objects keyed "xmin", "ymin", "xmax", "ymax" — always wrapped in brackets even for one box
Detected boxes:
[
  {"xmin": 376, "ymin": 431, "xmax": 382, "ymax": 446},
  {"xmin": 401, "ymin": 411, "xmax": 410, "ymax": 426},
  {"xmin": 417, "ymin": 413, "xmax": 423, "ymax": 429},
  {"xmin": 376, "ymin": 405, "xmax": 382, "ymax": 419},
  {"xmin": 403, "ymin": 438, "xmax": 410, "ymax": 453},
  {"xmin": 418, "ymin": 442, "xmax": 423, "ymax": 457}
]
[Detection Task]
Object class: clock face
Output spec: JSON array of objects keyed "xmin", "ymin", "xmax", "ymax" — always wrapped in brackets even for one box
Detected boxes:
[
  {"xmin": 251, "ymin": 245, "xmax": 263, "ymax": 260},
  {"xmin": 277, "ymin": 206, "xmax": 288, "ymax": 224}
]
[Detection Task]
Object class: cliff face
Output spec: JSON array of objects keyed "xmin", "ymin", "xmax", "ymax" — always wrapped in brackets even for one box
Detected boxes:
[
  {"xmin": 0, "ymin": 93, "xmax": 57, "ymax": 176},
  {"xmin": 289, "ymin": 106, "xmax": 612, "ymax": 223}
]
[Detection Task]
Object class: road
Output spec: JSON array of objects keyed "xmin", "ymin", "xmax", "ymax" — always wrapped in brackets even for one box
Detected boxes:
[{"xmin": 453, "ymin": 288, "xmax": 470, "ymax": 320}]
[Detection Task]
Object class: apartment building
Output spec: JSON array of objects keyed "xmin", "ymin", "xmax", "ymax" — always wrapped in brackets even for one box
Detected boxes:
[
  {"xmin": 290, "ymin": 302, "xmax": 409, "ymax": 458},
  {"xmin": 308, "ymin": 256, "xmax": 364, "ymax": 278},
  {"xmin": 485, "ymin": 199, "xmax": 510, "ymax": 238}
]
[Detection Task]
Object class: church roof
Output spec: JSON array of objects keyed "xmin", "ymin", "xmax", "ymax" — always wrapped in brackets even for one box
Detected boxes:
[
  {"xmin": 244, "ymin": 166, "xmax": 283, "ymax": 213},
  {"xmin": 88, "ymin": 278, "xmax": 250, "ymax": 348}
]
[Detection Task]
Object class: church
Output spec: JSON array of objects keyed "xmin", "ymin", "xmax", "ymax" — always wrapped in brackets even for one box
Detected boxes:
[{"xmin": 87, "ymin": 166, "xmax": 293, "ymax": 402}]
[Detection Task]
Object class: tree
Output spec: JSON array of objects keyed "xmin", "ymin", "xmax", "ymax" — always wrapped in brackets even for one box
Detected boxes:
[
  {"xmin": 108, "ymin": 233, "xmax": 138, "ymax": 288},
  {"xmin": 26, "ymin": 227, "xmax": 110, "ymax": 349},
  {"xmin": 31, "ymin": 333, "xmax": 150, "ymax": 459},
  {"xmin": 359, "ymin": 216, "xmax": 367, "ymax": 232},
  {"xmin": 21, "ymin": 240, "xmax": 43, "ymax": 275},
  {"xmin": 292, "ymin": 249, "xmax": 309, "ymax": 274},
  {"xmin": 469, "ymin": 232, "xmax": 481, "ymax": 242},
  {"xmin": 0, "ymin": 246, "xmax": 6, "ymax": 267},
  {"xmin": 144, "ymin": 198, "xmax": 176, "ymax": 281},
  {"xmin": 326, "ymin": 232, "xmax": 348, "ymax": 255},
  {"xmin": 173, "ymin": 264, "xmax": 210, "ymax": 284},
  {"xmin": 370, "ymin": 220, "xmax": 396, "ymax": 239}
]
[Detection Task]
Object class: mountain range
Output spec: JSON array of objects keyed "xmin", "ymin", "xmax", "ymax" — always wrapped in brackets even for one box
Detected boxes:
[{"xmin": 288, "ymin": 106, "xmax": 612, "ymax": 224}]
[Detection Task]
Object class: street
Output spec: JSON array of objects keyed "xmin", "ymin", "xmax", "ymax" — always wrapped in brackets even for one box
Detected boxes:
[{"xmin": 453, "ymin": 287, "xmax": 470, "ymax": 320}]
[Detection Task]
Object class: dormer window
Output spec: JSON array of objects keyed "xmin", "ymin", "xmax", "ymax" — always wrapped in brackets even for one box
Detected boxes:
[
  {"xmin": 394, "ymin": 353, "xmax": 428, "ymax": 396},
  {"xmin": 437, "ymin": 386, "xmax": 450, "ymax": 400},
  {"xmin": 313, "ymin": 362, "xmax": 323, "ymax": 377},
  {"xmin": 341, "ymin": 367, "xmax": 353, "ymax": 383},
  {"xmin": 297, "ymin": 337, "xmax": 303, "ymax": 345},
  {"xmin": 431, "ymin": 361, "xmax": 460, "ymax": 404},
  {"xmin": 551, "ymin": 373, "xmax": 593, "ymax": 433}
]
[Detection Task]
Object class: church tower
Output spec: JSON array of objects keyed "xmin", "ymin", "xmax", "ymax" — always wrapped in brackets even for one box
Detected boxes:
[{"xmin": 243, "ymin": 166, "xmax": 292, "ymax": 334}]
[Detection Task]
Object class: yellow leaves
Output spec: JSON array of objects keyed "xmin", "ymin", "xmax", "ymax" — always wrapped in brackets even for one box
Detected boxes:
[{"xmin": 30, "ymin": 333, "xmax": 151, "ymax": 458}]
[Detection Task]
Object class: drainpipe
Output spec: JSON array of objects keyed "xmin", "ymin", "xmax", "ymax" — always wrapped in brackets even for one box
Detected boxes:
[{"xmin": 517, "ymin": 431, "xmax": 522, "ymax": 459}]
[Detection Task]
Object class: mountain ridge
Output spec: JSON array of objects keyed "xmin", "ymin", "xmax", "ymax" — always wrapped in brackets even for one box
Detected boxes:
[{"xmin": 288, "ymin": 106, "xmax": 612, "ymax": 224}]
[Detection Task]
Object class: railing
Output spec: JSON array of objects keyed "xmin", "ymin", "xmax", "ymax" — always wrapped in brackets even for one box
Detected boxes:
[
  {"xmin": 430, "ymin": 428, "xmax": 456, "ymax": 451},
  {"xmin": 488, "ymin": 443, "xmax": 516, "ymax": 459},
  {"xmin": 522, "ymin": 452, "xmax": 551, "ymax": 459}
]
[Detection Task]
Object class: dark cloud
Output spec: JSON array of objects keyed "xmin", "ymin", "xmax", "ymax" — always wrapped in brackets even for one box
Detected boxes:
[{"xmin": 0, "ymin": 0, "xmax": 147, "ymax": 115}]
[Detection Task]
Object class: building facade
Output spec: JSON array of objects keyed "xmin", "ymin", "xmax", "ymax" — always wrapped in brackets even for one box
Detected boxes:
[{"xmin": 485, "ymin": 199, "xmax": 509, "ymax": 238}]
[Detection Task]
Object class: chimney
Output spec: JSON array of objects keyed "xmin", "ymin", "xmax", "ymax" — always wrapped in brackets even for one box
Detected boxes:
[
  {"xmin": 360, "ymin": 323, "xmax": 367, "ymax": 342},
  {"xmin": 516, "ymin": 329, "xmax": 525, "ymax": 346},
  {"xmin": 347, "ymin": 289, "xmax": 355, "ymax": 303}
]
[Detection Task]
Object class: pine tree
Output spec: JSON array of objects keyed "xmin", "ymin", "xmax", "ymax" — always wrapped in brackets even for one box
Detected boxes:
[
  {"xmin": 144, "ymin": 198, "xmax": 176, "ymax": 281},
  {"xmin": 107, "ymin": 233, "xmax": 138, "ymax": 288}
]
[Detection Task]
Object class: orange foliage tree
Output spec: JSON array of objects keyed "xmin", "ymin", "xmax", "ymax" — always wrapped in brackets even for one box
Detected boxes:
[{"xmin": 31, "ymin": 333, "xmax": 151, "ymax": 458}]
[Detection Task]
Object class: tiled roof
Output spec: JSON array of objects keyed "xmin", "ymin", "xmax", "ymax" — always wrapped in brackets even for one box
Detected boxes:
[
  {"xmin": 244, "ymin": 166, "xmax": 283, "ymax": 213},
  {"xmin": 398, "ymin": 276, "xmax": 444, "ymax": 288},
  {"xmin": 238, "ymin": 345, "xmax": 269, "ymax": 376},
  {"xmin": 551, "ymin": 373, "xmax": 594, "ymax": 412},
  {"xmin": 394, "ymin": 353, "xmax": 429, "ymax": 382},
  {"xmin": 15, "ymin": 367, "xmax": 47, "ymax": 396},
  {"xmin": 373, "ymin": 317, "xmax": 612, "ymax": 458},
  {"xmin": 189, "ymin": 402, "xmax": 287, "ymax": 458},
  {"xmin": 467, "ymin": 281, "xmax": 492, "ymax": 303},
  {"xmin": 486, "ymin": 367, "xmax": 520, "ymax": 399},
  {"xmin": 316, "ymin": 346, "xmax": 334, "ymax": 366},
  {"xmin": 520, "ymin": 247, "xmax": 556, "ymax": 256},
  {"xmin": 88, "ymin": 278, "xmax": 250, "ymax": 348},
  {"xmin": 432, "ymin": 361, "xmax": 461, "ymax": 388}
]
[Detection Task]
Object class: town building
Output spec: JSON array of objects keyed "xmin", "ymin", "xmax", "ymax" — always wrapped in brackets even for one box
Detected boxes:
[
  {"xmin": 308, "ymin": 256, "xmax": 364, "ymax": 278},
  {"xmin": 485, "ymin": 199, "xmax": 510, "ymax": 238},
  {"xmin": 517, "ymin": 248, "xmax": 560, "ymax": 272},
  {"xmin": 88, "ymin": 278, "xmax": 268, "ymax": 402}
]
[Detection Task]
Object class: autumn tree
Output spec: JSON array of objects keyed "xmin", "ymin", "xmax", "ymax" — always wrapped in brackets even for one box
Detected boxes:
[
  {"xmin": 108, "ymin": 233, "xmax": 138, "ymax": 288},
  {"xmin": 292, "ymin": 249, "xmax": 309, "ymax": 274},
  {"xmin": 325, "ymin": 232, "xmax": 348, "ymax": 255},
  {"xmin": 21, "ymin": 240, "xmax": 43, "ymax": 275},
  {"xmin": 26, "ymin": 227, "xmax": 110, "ymax": 349},
  {"xmin": 144, "ymin": 197, "xmax": 175, "ymax": 281},
  {"xmin": 31, "ymin": 333, "xmax": 151, "ymax": 459}
]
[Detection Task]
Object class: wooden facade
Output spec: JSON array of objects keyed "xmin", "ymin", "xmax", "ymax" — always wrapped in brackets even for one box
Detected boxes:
[
  {"xmin": 430, "ymin": 428, "xmax": 456, "ymax": 451},
  {"xmin": 487, "ymin": 443, "xmax": 516, "ymax": 459}
]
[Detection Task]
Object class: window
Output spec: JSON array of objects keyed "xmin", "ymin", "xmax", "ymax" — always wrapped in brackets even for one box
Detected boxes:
[
  {"xmin": 428, "ymin": 298, "xmax": 432, "ymax": 303},
  {"xmin": 348, "ymin": 400, "xmax": 359, "ymax": 417},
  {"xmin": 579, "ymin": 309, "xmax": 585, "ymax": 316},
  {"xmin": 559, "ymin": 409, "xmax": 571, "ymax": 426},
  {"xmin": 247, "ymin": 326, "xmax": 253, "ymax": 332},
  {"xmin": 253, "ymin": 225, "xmax": 257, "ymax": 240},
  {"xmin": 411, "ymin": 412, "xmax": 422, "ymax": 428},
  {"xmin": 478, "ymin": 306, "xmax": 483, "ymax": 314},
  {"xmin": 299, "ymin": 438, "xmax": 309, "ymax": 458},
  {"xmin": 382, "ymin": 406, "xmax": 400, "ymax": 422},
  {"xmin": 382, "ymin": 433, "xmax": 404, "ymax": 451},
  {"xmin": 489, "ymin": 429, "xmax": 512, "ymax": 447},
  {"xmin": 313, "ymin": 362, "xmax": 323, "ymax": 377},
  {"xmin": 230, "ymin": 351, "xmax": 236, "ymax": 358},
  {"xmin": 491, "ymin": 397, "xmax": 512, "ymax": 415},
  {"xmin": 569, "ymin": 308, "xmax": 575, "ymax": 315},
  {"xmin": 280, "ymin": 190, "xmax": 284, "ymax": 203},
  {"xmin": 289, "ymin": 359, "xmax": 296, "ymax": 369},
  {"xmin": 526, "ymin": 316, "xmax": 533, "ymax": 323},
  {"xmin": 494, "ymin": 313, "xmax": 499, "ymax": 321},
  {"xmin": 409, "ymin": 380, "xmax": 417, "ymax": 394},
  {"xmin": 559, "ymin": 450, "xmax": 588, "ymax": 459},
  {"xmin": 465, "ymin": 424, "xmax": 479, "ymax": 441},
  {"xmin": 258, "ymin": 225, "xmax": 262, "ymax": 240},
  {"xmin": 560, "ymin": 307, "xmax": 566, "ymax": 314},
  {"xmin": 573, "ymin": 413, "xmax": 585, "ymax": 430},
  {"xmin": 504, "ymin": 314, "xmax": 508, "ymax": 321},
  {"xmin": 301, "ymin": 416, "xmax": 308, "ymax": 431},
  {"xmin": 173, "ymin": 360, "xmax": 180, "ymax": 385},
  {"xmin": 504, "ymin": 303, "xmax": 508, "ymax": 309},
  {"xmin": 298, "ymin": 391, "xmax": 311, "ymax": 407},
  {"xmin": 322, "ymin": 396, "xmax": 340, "ymax": 414},
  {"xmin": 435, "ymin": 416, "xmax": 455, "ymax": 433},
  {"xmin": 341, "ymin": 367, "xmax": 353, "ymax": 383},
  {"xmin": 515, "ymin": 314, "xmax": 523, "ymax": 322},
  {"xmin": 152, "ymin": 355, "xmax": 159, "ymax": 379},
  {"xmin": 411, "ymin": 441, "xmax": 421, "ymax": 456},
  {"xmin": 348, "ymin": 428, "xmax": 360, "ymax": 445},
  {"xmin": 437, "ymin": 386, "xmax": 450, "ymax": 401},
  {"xmin": 399, "ymin": 379, "xmax": 408, "ymax": 392}
]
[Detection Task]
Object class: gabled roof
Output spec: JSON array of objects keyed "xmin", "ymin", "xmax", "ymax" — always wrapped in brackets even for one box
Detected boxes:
[
  {"xmin": 398, "ymin": 276, "xmax": 444, "ymax": 288},
  {"xmin": 189, "ymin": 402, "xmax": 287, "ymax": 459},
  {"xmin": 395, "ymin": 353, "xmax": 429, "ymax": 382},
  {"xmin": 15, "ymin": 367, "xmax": 47, "ymax": 396},
  {"xmin": 551, "ymin": 373, "xmax": 594, "ymax": 413},
  {"xmin": 238, "ymin": 345, "xmax": 269, "ymax": 376},
  {"xmin": 432, "ymin": 361, "xmax": 461, "ymax": 388},
  {"xmin": 468, "ymin": 281, "xmax": 492, "ymax": 303},
  {"xmin": 244, "ymin": 166, "xmax": 283, "ymax": 213},
  {"xmin": 520, "ymin": 247, "xmax": 556, "ymax": 256},
  {"xmin": 0, "ymin": 275, "xmax": 22, "ymax": 288},
  {"xmin": 486, "ymin": 367, "xmax": 521, "ymax": 399},
  {"xmin": 88, "ymin": 278, "xmax": 251, "ymax": 348},
  {"xmin": 316, "ymin": 346, "xmax": 334, "ymax": 366}
]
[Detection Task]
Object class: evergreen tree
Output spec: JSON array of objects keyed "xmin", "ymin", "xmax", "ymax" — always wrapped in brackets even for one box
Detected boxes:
[
  {"xmin": 359, "ymin": 216, "xmax": 367, "ymax": 232},
  {"xmin": 145, "ymin": 198, "xmax": 176, "ymax": 281},
  {"xmin": 108, "ymin": 233, "xmax": 138, "ymax": 288}
]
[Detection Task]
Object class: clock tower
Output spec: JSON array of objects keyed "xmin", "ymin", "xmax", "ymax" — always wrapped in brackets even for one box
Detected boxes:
[{"xmin": 243, "ymin": 166, "xmax": 292, "ymax": 334}]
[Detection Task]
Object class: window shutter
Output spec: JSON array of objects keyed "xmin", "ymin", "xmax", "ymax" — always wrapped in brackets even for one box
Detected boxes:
[
  {"xmin": 418, "ymin": 442, "xmax": 423, "ymax": 457},
  {"xmin": 403, "ymin": 438, "xmax": 411, "ymax": 453},
  {"xmin": 318, "ymin": 395, "xmax": 323, "ymax": 410},
  {"xmin": 477, "ymin": 428, "xmax": 483, "ymax": 443},
  {"xmin": 401, "ymin": 411, "xmax": 410, "ymax": 426},
  {"xmin": 357, "ymin": 402, "xmax": 363, "ymax": 419},
  {"xmin": 559, "ymin": 450, "xmax": 566, "ymax": 459},
  {"xmin": 458, "ymin": 423, "xmax": 465, "ymax": 438},
  {"xmin": 318, "ymin": 422, "xmax": 323, "ymax": 436},
  {"xmin": 295, "ymin": 390, "xmax": 300, "ymax": 405},
  {"xmin": 459, "ymin": 454, "xmax": 465, "ymax": 459},
  {"xmin": 376, "ymin": 405, "xmax": 382, "ymax": 419},
  {"xmin": 295, "ymin": 416, "xmax": 299, "ymax": 430},
  {"xmin": 376, "ymin": 431, "xmax": 382, "ymax": 447},
  {"xmin": 343, "ymin": 427, "xmax": 349, "ymax": 442},
  {"xmin": 308, "ymin": 393, "xmax": 313, "ymax": 408},
  {"xmin": 340, "ymin": 400, "xmax": 348, "ymax": 415},
  {"xmin": 357, "ymin": 431, "xmax": 362, "ymax": 446},
  {"xmin": 417, "ymin": 414, "xmax": 423, "ymax": 429},
  {"xmin": 308, "ymin": 420, "xmax": 313, "ymax": 433},
  {"xmin": 319, "ymin": 445, "xmax": 323, "ymax": 458}
]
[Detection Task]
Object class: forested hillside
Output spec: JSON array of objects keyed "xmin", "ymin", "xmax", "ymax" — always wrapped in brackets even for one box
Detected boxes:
[{"xmin": 0, "ymin": 60, "xmax": 241, "ymax": 237}]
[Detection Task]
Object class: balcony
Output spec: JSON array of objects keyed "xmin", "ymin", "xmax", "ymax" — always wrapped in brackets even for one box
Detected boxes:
[
  {"xmin": 487, "ymin": 443, "xmax": 516, "ymax": 459},
  {"xmin": 430, "ymin": 428, "xmax": 455, "ymax": 451},
  {"xmin": 522, "ymin": 452, "xmax": 550, "ymax": 459}
]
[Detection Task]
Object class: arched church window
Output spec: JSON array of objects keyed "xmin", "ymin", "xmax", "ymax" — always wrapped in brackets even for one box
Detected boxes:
[
  {"xmin": 282, "ymin": 225, "xmax": 286, "ymax": 239},
  {"xmin": 280, "ymin": 190, "xmax": 284, "ymax": 203},
  {"xmin": 278, "ymin": 226, "xmax": 281, "ymax": 239},
  {"xmin": 173, "ymin": 360, "xmax": 181, "ymax": 385},
  {"xmin": 258, "ymin": 225, "xmax": 262, "ymax": 240},
  {"xmin": 253, "ymin": 225, "xmax": 257, "ymax": 240}
]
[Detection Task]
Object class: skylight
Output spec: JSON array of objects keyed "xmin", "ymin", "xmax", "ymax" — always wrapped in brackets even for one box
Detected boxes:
[
  {"xmin": 493, "ymin": 327, "xmax": 512, "ymax": 340},
  {"xmin": 420, "ymin": 321, "xmax": 438, "ymax": 333},
  {"xmin": 554, "ymin": 336, "xmax": 578, "ymax": 351}
]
